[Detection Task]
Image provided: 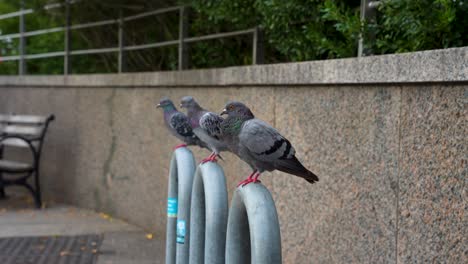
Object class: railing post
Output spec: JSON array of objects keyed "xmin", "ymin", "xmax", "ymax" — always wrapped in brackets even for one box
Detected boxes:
[
  {"xmin": 189, "ymin": 162, "xmax": 228, "ymax": 264},
  {"xmin": 18, "ymin": 0, "xmax": 26, "ymax": 75},
  {"xmin": 178, "ymin": 6, "xmax": 189, "ymax": 70},
  {"xmin": 358, "ymin": 0, "xmax": 379, "ymax": 57},
  {"xmin": 226, "ymin": 184, "xmax": 282, "ymax": 264},
  {"xmin": 166, "ymin": 147, "xmax": 196, "ymax": 264},
  {"xmin": 118, "ymin": 9, "xmax": 126, "ymax": 73},
  {"xmin": 252, "ymin": 26, "xmax": 264, "ymax": 65},
  {"xmin": 64, "ymin": 0, "xmax": 71, "ymax": 74}
]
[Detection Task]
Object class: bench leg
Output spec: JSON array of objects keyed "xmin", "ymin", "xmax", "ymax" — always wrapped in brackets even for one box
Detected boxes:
[
  {"xmin": 0, "ymin": 173, "xmax": 6, "ymax": 199},
  {"xmin": 34, "ymin": 171, "xmax": 42, "ymax": 209},
  {"xmin": 0, "ymin": 147, "xmax": 5, "ymax": 199},
  {"xmin": 23, "ymin": 180, "xmax": 41, "ymax": 209}
]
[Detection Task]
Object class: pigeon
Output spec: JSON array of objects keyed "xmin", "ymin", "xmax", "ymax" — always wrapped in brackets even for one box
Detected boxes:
[
  {"xmin": 156, "ymin": 97, "xmax": 207, "ymax": 150},
  {"xmin": 180, "ymin": 96, "xmax": 228, "ymax": 163},
  {"xmin": 220, "ymin": 101, "xmax": 319, "ymax": 186}
]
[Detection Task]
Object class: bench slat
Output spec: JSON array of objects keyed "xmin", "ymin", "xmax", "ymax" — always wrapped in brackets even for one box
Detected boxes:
[
  {"xmin": 1, "ymin": 125, "xmax": 44, "ymax": 137},
  {"xmin": 0, "ymin": 114, "xmax": 49, "ymax": 124},
  {"xmin": 0, "ymin": 138, "xmax": 39, "ymax": 148}
]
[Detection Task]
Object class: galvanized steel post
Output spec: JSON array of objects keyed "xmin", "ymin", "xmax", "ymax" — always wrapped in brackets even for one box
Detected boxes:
[
  {"xmin": 18, "ymin": 0, "xmax": 26, "ymax": 75},
  {"xmin": 189, "ymin": 162, "xmax": 228, "ymax": 264},
  {"xmin": 64, "ymin": 0, "xmax": 71, "ymax": 74},
  {"xmin": 358, "ymin": 0, "xmax": 380, "ymax": 57},
  {"xmin": 226, "ymin": 183, "xmax": 282, "ymax": 264},
  {"xmin": 178, "ymin": 6, "xmax": 189, "ymax": 70},
  {"xmin": 118, "ymin": 9, "xmax": 126, "ymax": 73},
  {"xmin": 252, "ymin": 26, "xmax": 264, "ymax": 65},
  {"xmin": 166, "ymin": 147, "xmax": 196, "ymax": 264}
]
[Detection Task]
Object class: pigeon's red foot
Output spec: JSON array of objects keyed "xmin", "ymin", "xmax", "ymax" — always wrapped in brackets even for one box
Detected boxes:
[
  {"xmin": 201, "ymin": 153, "xmax": 218, "ymax": 164},
  {"xmin": 237, "ymin": 171, "xmax": 261, "ymax": 187},
  {"xmin": 237, "ymin": 178, "xmax": 261, "ymax": 187},
  {"xmin": 173, "ymin": 143, "xmax": 188, "ymax": 150}
]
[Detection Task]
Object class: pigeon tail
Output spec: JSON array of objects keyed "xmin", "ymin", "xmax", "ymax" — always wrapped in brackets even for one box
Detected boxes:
[{"xmin": 275, "ymin": 156, "xmax": 319, "ymax": 184}]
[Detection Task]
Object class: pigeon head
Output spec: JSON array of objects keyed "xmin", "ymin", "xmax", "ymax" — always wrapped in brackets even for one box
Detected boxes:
[
  {"xmin": 180, "ymin": 96, "xmax": 200, "ymax": 109},
  {"xmin": 221, "ymin": 101, "xmax": 254, "ymax": 119},
  {"xmin": 156, "ymin": 97, "xmax": 176, "ymax": 111}
]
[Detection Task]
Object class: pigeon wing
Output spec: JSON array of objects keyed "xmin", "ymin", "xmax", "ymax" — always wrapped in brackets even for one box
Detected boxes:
[
  {"xmin": 239, "ymin": 119, "xmax": 295, "ymax": 162},
  {"xmin": 199, "ymin": 112, "xmax": 224, "ymax": 139},
  {"xmin": 239, "ymin": 119, "xmax": 318, "ymax": 183},
  {"xmin": 170, "ymin": 112, "xmax": 195, "ymax": 138}
]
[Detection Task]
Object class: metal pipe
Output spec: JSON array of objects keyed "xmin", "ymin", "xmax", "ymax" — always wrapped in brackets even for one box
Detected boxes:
[
  {"xmin": 226, "ymin": 183, "xmax": 282, "ymax": 264},
  {"xmin": 184, "ymin": 28, "xmax": 255, "ymax": 43},
  {"xmin": 64, "ymin": 0, "xmax": 71, "ymax": 75},
  {"xmin": 252, "ymin": 27, "xmax": 264, "ymax": 65},
  {"xmin": 18, "ymin": 0, "xmax": 26, "ymax": 75},
  {"xmin": 189, "ymin": 162, "xmax": 228, "ymax": 264},
  {"xmin": 124, "ymin": 40, "xmax": 179, "ymax": 51},
  {"xmin": 70, "ymin": 19, "xmax": 118, "ymax": 31},
  {"xmin": 123, "ymin": 6, "xmax": 182, "ymax": 22},
  {"xmin": 70, "ymin": 47, "xmax": 119, "ymax": 55},
  {"xmin": 118, "ymin": 10, "xmax": 125, "ymax": 73},
  {"xmin": 166, "ymin": 147, "xmax": 196, "ymax": 264},
  {"xmin": 178, "ymin": 6, "xmax": 189, "ymax": 70}
]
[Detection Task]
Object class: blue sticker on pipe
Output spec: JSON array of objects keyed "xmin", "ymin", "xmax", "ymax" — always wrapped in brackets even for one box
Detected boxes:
[
  {"xmin": 176, "ymin": 220, "xmax": 186, "ymax": 244},
  {"xmin": 167, "ymin": 198, "xmax": 178, "ymax": 217}
]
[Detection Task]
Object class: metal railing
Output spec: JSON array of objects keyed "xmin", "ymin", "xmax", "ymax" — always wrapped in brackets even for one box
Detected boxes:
[
  {"xmin": 0, "ymin": 1, "xmax": 264, "ymax": 75},
  {"xmin": 0, "ymin": 0, "xmax": 379, "ymax": 75}
]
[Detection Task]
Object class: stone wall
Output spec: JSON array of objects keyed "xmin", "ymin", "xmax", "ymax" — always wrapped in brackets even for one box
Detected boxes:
[{"xmin": 0, "ymin": 47, "xmax": 466, "ymax": 263}]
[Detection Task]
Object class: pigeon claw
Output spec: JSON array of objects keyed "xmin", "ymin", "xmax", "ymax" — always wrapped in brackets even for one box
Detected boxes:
[
  {"xmin": 200, "ymin": 153, "xmax": 218, "ymax": 164},
  {"xmin": 237, "ymin": 178, "xmax": 261, "ymax": 187},
  {"xmin": 174, "ymin": 144, "xmax": 188, "ymax": 150}
]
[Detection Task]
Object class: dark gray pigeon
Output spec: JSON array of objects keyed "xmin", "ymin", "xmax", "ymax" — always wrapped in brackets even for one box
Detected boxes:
[
  {"xmin": 180, "ymin": 96, "xmax": 228, "ymax": 163},
  {"xmin": 156, "ymin": 97, "xmax": 207, "ymax": 150},
  {"xmin": 220, "ymin": 101, "xmax": 319, "ymax": 186}
]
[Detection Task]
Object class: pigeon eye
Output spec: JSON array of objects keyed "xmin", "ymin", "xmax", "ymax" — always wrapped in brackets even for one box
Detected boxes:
[{"xmin": 228, "ymin": 105, "xmax": 235, "ymax": 110}]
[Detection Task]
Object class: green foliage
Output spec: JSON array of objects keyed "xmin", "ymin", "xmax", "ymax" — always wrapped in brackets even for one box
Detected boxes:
[
  {"xmin": 371, "ymin": 0, "xmax": 468, "ymax": 53},
  {"xmin": 1, "ymin": 0, "xmax": 467, "ymax": 75},
  {"xmin": 187, "ymin": 0, "xmax": 361, "ymax": 62}
]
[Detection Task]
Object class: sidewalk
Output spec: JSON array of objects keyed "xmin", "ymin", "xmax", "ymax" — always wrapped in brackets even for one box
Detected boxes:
[{"xmin": 0, "ymin": 187, "xmax": 164, "ymax": 264}]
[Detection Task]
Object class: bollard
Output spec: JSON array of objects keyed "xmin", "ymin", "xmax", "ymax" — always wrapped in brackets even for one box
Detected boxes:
[
  {"xmin": 166, "ymin": 148, "xmax": 196, "ymax": 264},
  {"xmin": 226, "ymin": 183, "xmax": 282, "ymax": 264},
  {"xmin": 189, "ymin": 162, "xmax": 229, "ymax": 264}
]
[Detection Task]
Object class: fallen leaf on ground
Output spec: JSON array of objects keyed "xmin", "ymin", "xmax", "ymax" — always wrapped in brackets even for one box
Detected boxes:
[{"xmin": 99, "ymin": 213, "xmax": 111, "ymax": 220}]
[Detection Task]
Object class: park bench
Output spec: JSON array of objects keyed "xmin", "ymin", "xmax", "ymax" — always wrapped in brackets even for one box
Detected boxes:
[{"xmin": 0, "ymin": 114, "xmax": 55, "ymax": 208}]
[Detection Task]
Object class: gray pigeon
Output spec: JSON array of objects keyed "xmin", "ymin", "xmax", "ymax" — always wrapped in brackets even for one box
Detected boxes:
[
  {"xmin": 220, "ymin": 101, "xmax": 319, "ymax": 186},
  {"xmin": 180, "ymin": 96, "xmax": 228, "ymax": 163},
  {"xmin": 156, "ymin": 98, "xmax": 207, "ymax": 150}
]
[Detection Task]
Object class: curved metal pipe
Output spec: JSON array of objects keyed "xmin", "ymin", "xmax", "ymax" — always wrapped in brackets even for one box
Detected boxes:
[
  {"xmin": 226, "ymin": 183, "xmax": 282, "ymax": 264},
  {"xmin": 189, "ymin": 162, "xmax": 228, "ymax": 264},
  {"xmin": 166, "ymin": 147, "xmax": 196, "ymax": 264}
]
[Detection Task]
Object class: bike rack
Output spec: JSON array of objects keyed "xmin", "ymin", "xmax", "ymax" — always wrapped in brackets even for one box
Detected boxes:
[
  {"xmin": 166, "ymin": 148, "xmax": 196, "ymax": 264},
  {"xmin": 189, "ymin": 162, "xmax": 229, "ymax": 264},
  {"xmin": 225, "ymin": 183, "xmax": 282, "ymax": 264},
  {"xmin": 165, "ymin": 148, "xmax": 282, "ymax": 264}
]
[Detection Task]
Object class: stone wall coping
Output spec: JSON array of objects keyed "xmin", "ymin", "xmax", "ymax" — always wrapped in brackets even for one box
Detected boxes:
[{"xmin": 0, "ymin": 47, "xmax": 466, "ymax": 87}]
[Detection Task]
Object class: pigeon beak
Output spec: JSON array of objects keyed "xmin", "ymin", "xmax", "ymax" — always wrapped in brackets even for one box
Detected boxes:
[
  {"xmin": 156, "ymin": 103, "xmax": 161, "ymax": 108},
  {"xmin": 220, "ymin": 109, "xmax": 227, "ymax": 116}
]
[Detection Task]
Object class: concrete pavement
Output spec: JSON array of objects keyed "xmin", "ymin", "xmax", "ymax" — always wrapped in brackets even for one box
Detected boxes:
[{"xmin": 0, "ymin": 187, "xmax": 165, "ymax": 264}]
